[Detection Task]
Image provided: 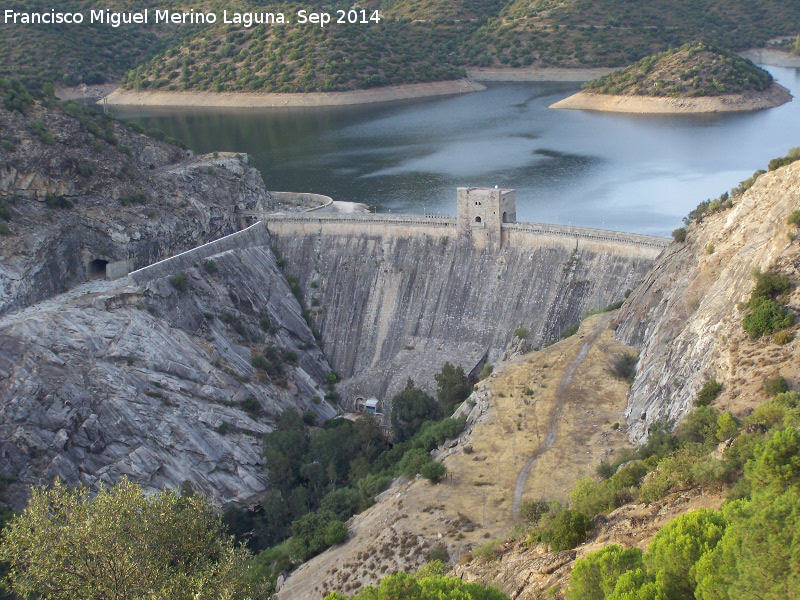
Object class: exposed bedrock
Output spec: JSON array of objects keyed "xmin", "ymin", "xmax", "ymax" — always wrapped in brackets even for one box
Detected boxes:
[
  {"xmin": 615, "ymin": 161, "xmax": 800, "ymax": 443},
  {"xmin": 271, "ymin": 232, "xmax": 656, "ymax": 403},
  {"xmin": 0, "ymin": 244, "xmax": 333, "ymax": 509}
]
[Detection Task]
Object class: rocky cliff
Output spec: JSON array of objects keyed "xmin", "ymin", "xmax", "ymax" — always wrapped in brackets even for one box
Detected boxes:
[
  {"xmin": 0, "ymin": 98, "xmax": 275, "ymax": 315},
  {"xmin": 0, "ymin": 242, "xmax": 334, "ymax": 509},
  {"xmin": 271, "ymin": 232, "xmax": 654, "ymax": 404},
  {"xmin": 616, "ymin": 160, "xmax": 800, "ymax": 442}
]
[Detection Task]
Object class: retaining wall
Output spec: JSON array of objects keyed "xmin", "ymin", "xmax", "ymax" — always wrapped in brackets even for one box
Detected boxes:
[{"xmin": 127, "ymin": 222, "xmax": 270, "ymax": 285}]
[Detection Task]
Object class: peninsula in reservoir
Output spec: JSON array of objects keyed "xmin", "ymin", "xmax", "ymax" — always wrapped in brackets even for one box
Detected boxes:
[{"xmin": 551, "ymin": 43, "xmax": 793, "ymax": 113}]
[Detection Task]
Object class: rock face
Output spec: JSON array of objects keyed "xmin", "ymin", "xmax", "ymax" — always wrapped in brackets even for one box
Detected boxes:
[
  {"xmin": 616, "ymin": 161, "xmax": 800, "ymax": 442},
  {"xmin": 0, "ymin": 243, "xmax": 334, "ymax": 509},
  {"xmin": 0, "ymin": 100, "xmax": 276, "ymax": 315},
  {"xmin": 271, "ymin": 232, "xmax": 654, "ymax": 403}
]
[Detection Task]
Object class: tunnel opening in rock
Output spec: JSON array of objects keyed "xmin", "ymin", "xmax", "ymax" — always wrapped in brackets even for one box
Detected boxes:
[
  {"xmin": 88, "ymin": 259, "xmax": 108, "ymax": 279},
  {"xmin": 475, "ymin": 216, "xmax": 482, "ymax": 223}
]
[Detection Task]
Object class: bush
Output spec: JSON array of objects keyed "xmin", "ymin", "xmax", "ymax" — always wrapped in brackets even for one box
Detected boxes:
[
  {"xmin": 610, "ymin": 352, "xmax": 637, "ymax": 383},
  {"xmin": 324, "ymin": 521, "xmax": 348, "ymax": 545},
  {"xmin": 428, "ymin": 546, "xmax": 449, "ymax": 563},
  {"xmin": 420, "ymin": 461, "xmax": 446, "ymax": 483},
  {"xmin": 643, "ymin": 508, "xmax": 727, "ymax": 600},
  {"xmin": 120, "ymin": 189, "xmax": 148, "ymax": 206},
  {"xmin": 773, "ymin": 330, "xmax": 793, "ymax": 345},
  {"xmin": 531, "ymin": 509, "xmax": 592, "ymax": 552},
  {"xmin": 672, "ymin": 228, "xmax": 687, "ymax": 242},
  {"xmin": 0, "ymin": 479, "xmax": 257, "ymax": 599},
  {"xmin": 567, "ymin": 545, "xmax": 645, "ymax": 600},
  {"xmin": 204, "ymin": 260, "xmax": 217, "ymax": 274},
  {"xmin": 520, "ymin": 500, "xmax": 550, "ymax": 525},
  {"xmin": 561, "ymin": 322, "xmax": 580, "ymax": 338},
  {"xmin": 169, "ymin": 272, "xmax": 188, "ymax": 292},
  {"xmin": 241, "ymin": 396, "xmax": 259, "ymax": 413},
  {"xmin": 478, "ymin": 363, "xmax": 493, "ymax": 380},
  {"xmin": 696, "ymin": 380, "xmax": 722, "ymax": 406},
  {"xmin": 743, "ymin": 299, "xmax": 793, "ymax": 339},
  {"xmin": 514, "ymin": 327, "xmax": 529, "ymax": 339},
  {"xmin": 767, "ymin": 147, "xmax": 800, "ymax": 171},
  {"xmin": 0, "ymin": 223, "xmax": 9, "ymax": 235},
  {"xmin": 44, "ymin": 194, "xmax": 72, "ymax": 209},
  {"xmin": 787, "ymin": 209, "xmax": 800, "ymax": 227},
  {"xmin": 764, "ymin": 376, "xmax": 789, "ymax": 397}
]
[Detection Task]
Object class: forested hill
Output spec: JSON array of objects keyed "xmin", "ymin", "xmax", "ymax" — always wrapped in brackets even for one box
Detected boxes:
[{"xmin": 2, "ymin": 0, "xmax": 799, "ymax": 93}]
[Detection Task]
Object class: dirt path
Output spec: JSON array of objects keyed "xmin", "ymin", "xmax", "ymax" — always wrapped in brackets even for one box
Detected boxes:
[{"xmin": 511, "ymin": 315, "xmax": 612, "ymax": 517}]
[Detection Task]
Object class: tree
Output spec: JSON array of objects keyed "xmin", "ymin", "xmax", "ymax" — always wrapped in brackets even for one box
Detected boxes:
[
  {"xmin": 0, "ymin": 479, "xmax": 257, "ymax": 600},
  {"xmin": 434, "ymin": 362, "xmax": 472, "ymax": 415},
  {"xmin": 643, "ymin": 508, "xmax": 726, "ymax": 600},
  {"xmin": 391, "ymin": 379, "xmax": 443, "ymax": 442},
  {"xmin": 568, "ymin": 545, "xmax": 645, "ymax": 600}
]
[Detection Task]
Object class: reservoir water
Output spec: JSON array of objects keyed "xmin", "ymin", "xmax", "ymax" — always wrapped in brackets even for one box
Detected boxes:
[{"xmin": 111, "ymin": 65, "xmax": 800, "ymax": 236}]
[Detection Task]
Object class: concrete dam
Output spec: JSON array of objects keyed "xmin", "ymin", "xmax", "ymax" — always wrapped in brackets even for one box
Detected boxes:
[{"xmin": 264, "ymin": 188, "xmax": 669, "ymax": 408}]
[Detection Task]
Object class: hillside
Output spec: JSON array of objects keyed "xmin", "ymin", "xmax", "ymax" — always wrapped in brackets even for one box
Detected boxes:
[
  {"xmin": 617, "ymin": 152, "xmax": 800, "ymax": 443},
  {"xmin": 3, "ymin": 1, "xmax": 796, "ymax": 93},
  {"xmin": 580, "ymin": 43, "xmax": 773, "ymax": 97},
  {"xmin": 0, "ymin": 83, "xmax": 335, "ymax": 508}
]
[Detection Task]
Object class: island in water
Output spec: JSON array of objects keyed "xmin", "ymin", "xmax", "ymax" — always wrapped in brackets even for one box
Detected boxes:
[{"xmin": 550, "ymin": 42, "xmax": 792, "ymax": 113}]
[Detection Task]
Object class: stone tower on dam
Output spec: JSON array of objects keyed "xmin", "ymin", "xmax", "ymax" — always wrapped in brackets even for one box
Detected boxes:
[{"xmin": 457, "ymin": 187, "xmax": 517, "ymax": 251}]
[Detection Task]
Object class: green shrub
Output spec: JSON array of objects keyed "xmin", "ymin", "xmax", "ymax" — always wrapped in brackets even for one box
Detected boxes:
[
  {"xmin": 420, "ymin": 461, "xmax": 446, "ymax": 483},
  {"xmin": 241, "ymin": 397, "xmax": 259, "ymax": 413},
  {"xmin": 168, "ymin": 272, "xmax": 187, "ymax": 292},
  {"xmin": 672, "ymin": 228, "xmax": 687, "ymax": 242},
  {"xmin": 610, "ymin": 352, "xmax": 637, "ymax": 383},
  {"xmin": 530, "ymin": 508, "xmax": 592, "ymax": 552},
  {"xmin": 638, "ymin": 448, "xmax": 699, "ymax": 502},
  {"xmin": 428, "ymin": 546, "xmax": 449, "ymax": 564},
  {"xmin": 259, "ymin": 316, "xmax": 271, "ymax": 331},
  {"xmin": 567, "ymin": 545, "xmax": 644, "ymax": 600},
  {"xmin": 696, "ymin": 380, "xmax": 722, "ymax": 406},
  {"xmin": 773, "ymin": 330, "xmax": 793, "ymax": 345},
  {"xmin": 519, "ymin": 500, "xmax": 550, "ymax": 525},
  {"xmin": 478, "ymin": 363, "xmax": 493, "ymax": 380},
  {"xmin": 120, "ymin": 190, "xmax": 148, "ymax": 206},
  {"xmin": 0, "ymin": 223, "xmax": 9, "ymax": 235},
  {"xmin": 743, "ymin": 300, "xmax": 793, "ymax": 339},
  {"xmin": 204, "ymin": 260, "xmax": 217, "ymax": 274},
  {"xmin": 677, "ymin": 406, "xmax": 720, "ymax": 445},
  {"xmin": 787, "ymin": 209, "xmax": 800, "ymax": 227},
  {"xmin": 767, "ymin": 147, "xmax": 800, "ymax": 171},
  {"xmin": 514, "ymin": 327, "xmax": 529, "ymax": 339},
  {"xmin": 44, "ymin": 194, "xmax": 72, "ymax": 209},
  {"xmin": 764, "ymin": 376, "xmax": 789, "ymax": 397},
  {"xmin": 323, "ymin": 521, "xmax": 347, "ymax": 545},
  {"xmin": 561, "ymin": 322, "xmax": 580, "ymax": 338},
  {"xmin": 644, "ymin": 508, "xmax": 727, "ymax": 600}
]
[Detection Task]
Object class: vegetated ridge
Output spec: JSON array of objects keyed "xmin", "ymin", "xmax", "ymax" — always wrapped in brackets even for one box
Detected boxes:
[
  {"xmin": 4, "ymin": 0, "xmax": 799, "ymax": 93},
  {"xmin": 581, "ymin": 43, "xmax": 774, "ymax": 97}
]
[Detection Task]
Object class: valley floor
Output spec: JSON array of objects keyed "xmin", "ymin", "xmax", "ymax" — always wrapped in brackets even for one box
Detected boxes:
[{"xmin": 276, "ymin": 314, "xmax": 634, "ymax": 599}]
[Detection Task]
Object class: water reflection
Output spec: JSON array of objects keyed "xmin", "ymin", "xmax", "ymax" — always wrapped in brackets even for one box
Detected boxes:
[{"xmin": 110, "ymin": 66, "xmax": 800, "ymax": 236}]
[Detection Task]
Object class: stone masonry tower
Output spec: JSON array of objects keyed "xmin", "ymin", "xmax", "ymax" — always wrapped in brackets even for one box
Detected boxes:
[{"xmin": 456, "ymin": 187, "xmax": 516, "ymax": 251}]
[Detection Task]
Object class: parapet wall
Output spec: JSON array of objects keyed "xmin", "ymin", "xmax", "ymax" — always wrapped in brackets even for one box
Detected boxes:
[
  {"xmin": 127, "ymin": 222, "xmax": 270, "ymax": 285},
  {"xmin": 262, "ymin": 214, "xmax": 669, "ymax": 259}
]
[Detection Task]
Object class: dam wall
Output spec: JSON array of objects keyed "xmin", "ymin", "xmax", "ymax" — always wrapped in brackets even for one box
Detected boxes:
[
  {"xmin": 269, "ymin": 229, "xmax": 658, "ymax": 403},
  {"xmin": 263, "ymin": 214, "xmax": 667, "ymax": 259}
]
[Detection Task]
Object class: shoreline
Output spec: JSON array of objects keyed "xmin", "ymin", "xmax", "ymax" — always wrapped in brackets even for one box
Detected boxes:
[
  {"xmin": 96, "ymin": 68, "xmax": 611, "ymax": 108},
  {"xmin": 101, "ymin": 80, "xmax": 487, "ymax": 108},
  {"xmin": 740, "ymin": 48, "xmax": 800, "ymax": 68},
  {"xmin": 549, "ymin": 83, "xmax": 793, "ymax": 114}
]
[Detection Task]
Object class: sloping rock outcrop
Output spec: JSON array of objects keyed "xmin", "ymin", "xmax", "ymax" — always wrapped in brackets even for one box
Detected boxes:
[
  {"xmin": 616, "ymin": 160, "xmax": 800, "ymax": 442},
  {"xmin": 0, "ymin": 243, "xmax": 334, "ymax": 509}
]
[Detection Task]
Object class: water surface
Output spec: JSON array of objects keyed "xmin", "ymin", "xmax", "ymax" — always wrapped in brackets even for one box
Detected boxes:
[{"xmin": 111, "ymin": 66, "xmax": 800, "ymax": 236}]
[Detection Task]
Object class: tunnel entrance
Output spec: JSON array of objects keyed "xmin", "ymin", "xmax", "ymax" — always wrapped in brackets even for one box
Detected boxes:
[
  {"xmin": 475, "ymin": 216, "xmax": 482, "ymax": 223},
  {"xmin": 88, "ymin": 259, "xmax": 108, "ymax": 279},
  {"xmin": 502, "ymin": 211, "xmax": 508, "ymax": 223}
]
